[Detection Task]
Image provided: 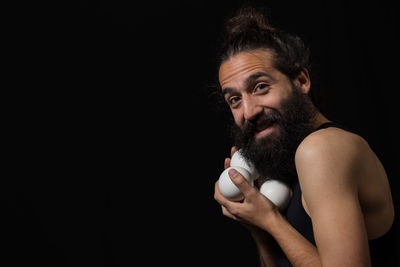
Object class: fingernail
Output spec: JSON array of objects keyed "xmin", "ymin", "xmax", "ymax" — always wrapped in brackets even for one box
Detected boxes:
[{"xmin": 229, "ymin": 168, "xmax": 239, "ymax": 178}]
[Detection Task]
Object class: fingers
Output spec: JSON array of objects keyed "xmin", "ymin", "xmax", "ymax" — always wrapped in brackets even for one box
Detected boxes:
[
  {"xmin": 224, "ymin": 157, "xmax": 230, "ymax": 169},
  {"xmin": 225, "ymin": 146, "xmax": 238, "ymax": 169},
  {"xmin": 231, "ymin": 146, "xmax": 238, "ymax": 157},
  {"xmin": 221, "ymin": 205, "xmax": 238, "ymax": 220},
  {"xmin": 214, "ymin": 181, "xmax": 240, "ymax": 208},
  {"xmin": 225, "ymin": 146, "xmax": 239, "ymax": 169},
  {"xmin": 214, "ymin": 180, "xmax": 229, "ymax": 205},
  {"xmin": 214, "ymin": 181, "xmax": 242, "ymax": 219}
]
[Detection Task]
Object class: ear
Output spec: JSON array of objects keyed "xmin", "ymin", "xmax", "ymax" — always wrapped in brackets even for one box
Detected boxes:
[{"xmin": 295, "ymin": 68, "xmax": 311, "ymax": 94}]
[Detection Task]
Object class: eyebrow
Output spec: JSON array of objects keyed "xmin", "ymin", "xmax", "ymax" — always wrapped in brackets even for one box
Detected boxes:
[{"xmin": 222, "ymin": 72, "xmax": 274, "ymax": 96}]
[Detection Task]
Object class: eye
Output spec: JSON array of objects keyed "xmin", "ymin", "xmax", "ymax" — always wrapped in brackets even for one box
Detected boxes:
[
  {"xmin": 254, "ymin": 83, "xmax": 269, "ymax": 93},
  {"xmin": 228, "ymin": 96, "xmax": 241, "ymax": 106}
]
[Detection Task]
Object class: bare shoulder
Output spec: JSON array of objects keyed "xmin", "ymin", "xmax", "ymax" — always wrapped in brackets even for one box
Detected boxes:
[
  {"xmin": 294, "ymin": 126, "xmax": 379, "ymax": 196},
  {"xmin": 295, "ymin": 126, "xmax": 371, "ymax": 171}
]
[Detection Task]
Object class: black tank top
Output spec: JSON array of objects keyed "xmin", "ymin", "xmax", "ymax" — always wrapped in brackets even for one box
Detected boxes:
[{"xmin": 275, "ymin": 122, "xmax": 396, "ymax": 267}]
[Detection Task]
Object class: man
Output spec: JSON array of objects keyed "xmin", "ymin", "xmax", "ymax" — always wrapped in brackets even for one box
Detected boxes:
[{"xmin": 213, "ymin": 5, "xmax": 395, "ymax": 267}]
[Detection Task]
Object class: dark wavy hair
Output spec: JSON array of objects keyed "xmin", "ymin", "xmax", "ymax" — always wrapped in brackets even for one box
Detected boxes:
[{"xmin": 218, "ymin": 4, "xmax": 311, "ymax": 81}]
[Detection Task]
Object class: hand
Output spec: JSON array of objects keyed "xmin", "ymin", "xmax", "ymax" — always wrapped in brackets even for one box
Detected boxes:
[{"xmin": 214, "ymin": 147, "xmax": 280, "ymax": 231}]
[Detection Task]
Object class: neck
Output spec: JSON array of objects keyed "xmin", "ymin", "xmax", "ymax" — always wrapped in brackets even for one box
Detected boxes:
[{"xmin": 312, "ymin": 112, "xmax": 331, "ymax": 129}]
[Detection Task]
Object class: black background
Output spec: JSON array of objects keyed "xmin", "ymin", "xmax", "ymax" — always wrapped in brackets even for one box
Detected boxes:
[{"xmin": 4, "ymin": 0, "xmax": 399, "ymax": 266}]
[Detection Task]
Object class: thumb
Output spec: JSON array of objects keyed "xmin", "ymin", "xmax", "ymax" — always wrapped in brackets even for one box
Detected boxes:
[{"xmin": 229, "ymin": 168, "xmax": 255, "ymax": 198}]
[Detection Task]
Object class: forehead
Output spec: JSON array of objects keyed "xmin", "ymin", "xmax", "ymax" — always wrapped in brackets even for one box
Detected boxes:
[{"xmin": 219, "ymin": 49, "xmax": 276, "ymax": 88}]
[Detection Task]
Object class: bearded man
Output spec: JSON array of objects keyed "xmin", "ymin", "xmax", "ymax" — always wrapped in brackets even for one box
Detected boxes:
[{"xmin": 213, "ymin": 5, "xmax": 395, "ymax": 267}]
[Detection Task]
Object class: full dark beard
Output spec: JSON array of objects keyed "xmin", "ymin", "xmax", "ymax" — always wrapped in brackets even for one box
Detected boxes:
[{"xmin": 232, "ymin": 87, "xmax": 316, "ymax": 186}]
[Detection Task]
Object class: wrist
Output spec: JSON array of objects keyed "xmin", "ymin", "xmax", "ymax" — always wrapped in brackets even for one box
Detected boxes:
[{"xmin": 261, "ymin": 208, "xmax": 285, "ymax": 234}]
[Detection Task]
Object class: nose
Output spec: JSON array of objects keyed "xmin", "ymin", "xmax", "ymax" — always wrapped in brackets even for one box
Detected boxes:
[{"xmin": 242, "ymin": 95, "xmax": 263, "ymax": 122}]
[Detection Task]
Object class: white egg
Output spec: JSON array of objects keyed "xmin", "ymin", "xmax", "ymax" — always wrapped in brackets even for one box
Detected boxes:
[
  {"xmin": 218, "ymin": 166, "xmax": 253, "ymax": 200},
  {"xmin": 259, "ymin": 180, "xmax": 292, "ymax": 210},
  {"xmin": 230, "ymin": 149, "xmax": 257, "ymax": 177}
]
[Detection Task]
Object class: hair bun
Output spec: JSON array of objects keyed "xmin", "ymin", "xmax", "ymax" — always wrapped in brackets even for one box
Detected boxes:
[{"xmin": 224, "ymin": 5, "xmax": 275, "ymax": 36}]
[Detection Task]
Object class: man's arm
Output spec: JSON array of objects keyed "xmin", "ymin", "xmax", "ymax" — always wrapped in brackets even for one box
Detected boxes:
[{"xmin": 294, "ymin": 130, "xmax": 371, "ymax": 267}]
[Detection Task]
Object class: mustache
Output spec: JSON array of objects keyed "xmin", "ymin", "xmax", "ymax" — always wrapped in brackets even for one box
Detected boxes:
[{"xmin": 242, "ymin": 110, "xmax": 282, "ymax": 137}]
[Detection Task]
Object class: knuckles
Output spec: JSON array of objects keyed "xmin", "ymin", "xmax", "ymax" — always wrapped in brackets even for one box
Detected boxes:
[
  {"xmin": 246, "ymin": 187, "xmax": 258, "ymax": 198},
  {"xmin": 231, "ymin": 174, "xmax": 247, "ymax": 186}
]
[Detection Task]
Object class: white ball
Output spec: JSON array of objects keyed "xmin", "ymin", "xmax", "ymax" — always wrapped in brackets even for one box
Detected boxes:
[
  {"xmin": 218, "ymin": 166, "xmax": 253, "ymax": 200},
  {"xmin": 259, "ymin": 180, "xmax": 292, "ymax": 210},
  {"xmin": 230, "ymin": 149, "xmax": 257, "ymax": 177}
]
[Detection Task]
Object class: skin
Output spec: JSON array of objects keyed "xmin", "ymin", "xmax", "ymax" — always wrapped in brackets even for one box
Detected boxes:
[{"xmin": 214, "ymin": 49, "xmax": 395, "ymax": 267}]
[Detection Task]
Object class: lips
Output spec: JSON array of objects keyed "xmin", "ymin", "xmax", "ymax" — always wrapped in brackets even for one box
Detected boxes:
[
  {"xmin": 254, "ymin": 121, "xmax": 277, "ymax": 139},
  {"xmin": 256, "ymin": 121, "xmax": 273, "ymax": 133},
  {"xmin": 241, "ymin": 111, "xmax": 281, "ymax": 140},
  {"xmin": 256, "ymin": 118, "xmax": 276, "ymax": 132}
]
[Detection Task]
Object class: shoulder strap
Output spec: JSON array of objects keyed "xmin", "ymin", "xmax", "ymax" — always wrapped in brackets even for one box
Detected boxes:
[{"xmin": 314, "ymin": 122, "xmax": 350, "ymax": 132}]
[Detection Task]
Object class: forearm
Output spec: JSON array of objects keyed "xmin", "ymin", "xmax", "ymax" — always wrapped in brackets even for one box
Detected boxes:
[
  {"xmin": 265, "ymin": 212, "xmax": 322, "ymax": 267},
  {"xmin": 250, "ymin": 228, "xmax": 279, "ymax": 267}
]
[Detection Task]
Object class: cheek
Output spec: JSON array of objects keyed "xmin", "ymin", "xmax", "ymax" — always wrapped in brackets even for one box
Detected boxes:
[
  {"xmin": 232, "ymin": 110, "xmax": 244, "ymax": 127},
  {"xmin": 270, "ymin": 98, "xmax": 282, "ymax": 110},
  {"xmin": 261, "ymin": 90, "xmax": 286, "ymax": 110}
]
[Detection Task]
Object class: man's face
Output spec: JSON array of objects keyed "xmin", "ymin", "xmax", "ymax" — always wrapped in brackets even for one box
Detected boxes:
[
  {"xmin": 218, "ymin": 49, "xmax": 315, "ymax": 183},
  {"xmin": 219, "ymin": 49, "xmax": 294, "ymax": 139}
]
